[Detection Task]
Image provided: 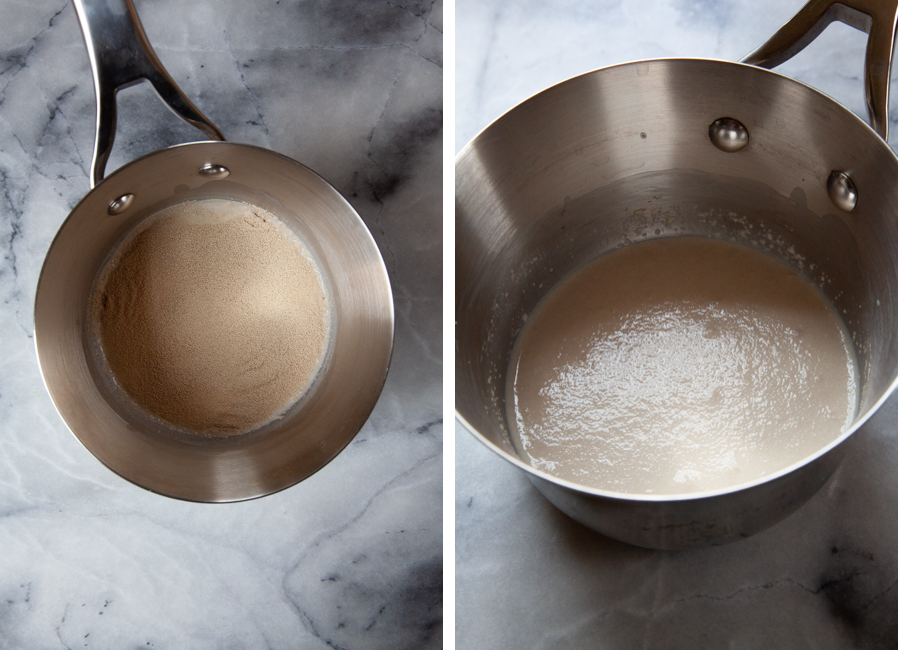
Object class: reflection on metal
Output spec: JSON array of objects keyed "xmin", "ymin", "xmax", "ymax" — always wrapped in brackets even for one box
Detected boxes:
[
  {"xmin": 199, "ymin": 163, "xmax": 230, "ymax": 179},
  {"xmin": 107, "ymin": 193, "xmax": 134, "ymax": 215},
  {"xmin": 827, "ymin": 170, "xmax": 859, "ymax": 212},
  {"xmin": 709, "ymin": 117, "xmax": 749, "ymax": 152}
]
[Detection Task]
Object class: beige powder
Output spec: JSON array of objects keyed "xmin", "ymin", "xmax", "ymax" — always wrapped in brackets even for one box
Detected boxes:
[{"xmin": 93, "ymin": 199, "xmax": 331, "ymax": 436}]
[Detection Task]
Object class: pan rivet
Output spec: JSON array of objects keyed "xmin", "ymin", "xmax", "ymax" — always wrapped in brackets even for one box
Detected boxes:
[
  {"xmin": 108, "ymin": 193, "xmax": 134, "ymax": 215},
  {"xmin": 709, "ymin": 118, "xmax": 749, "ymax": 153},
  {"xmin": 827, "ymin": 171, "xmax": 857, "ymax": 212},
  {"xmin": 199, "ymin": 163, "xmax": 230, "ymax": 179}
]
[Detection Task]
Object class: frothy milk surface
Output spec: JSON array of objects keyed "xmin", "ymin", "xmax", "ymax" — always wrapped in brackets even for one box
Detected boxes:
[{"xmin": 507, "ymin": 237, "xmax": 858, "ymax": 494}]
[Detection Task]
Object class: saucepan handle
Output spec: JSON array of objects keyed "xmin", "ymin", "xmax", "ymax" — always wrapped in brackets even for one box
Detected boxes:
[
  {"xmin": 742, "ymin": 0, "xmax": 897, "ymax": 142},
  {"xmin": 73, "ymin": 0, "xmax": 225, "ymax": 188}
]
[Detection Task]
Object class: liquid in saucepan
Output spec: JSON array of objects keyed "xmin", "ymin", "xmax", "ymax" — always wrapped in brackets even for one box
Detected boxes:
[{"xmin": 506, "ymin": 237, "xmax": 858, "ymax": 494}]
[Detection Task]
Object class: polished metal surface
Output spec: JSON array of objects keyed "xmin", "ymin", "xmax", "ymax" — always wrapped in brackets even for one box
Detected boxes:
[
  {"xmin": 34, "ymin": 0, "xmax": 394, "ymax": 502},
  {"xmin": 107, "ymin": 192, "xmax": 133, "ymax": 215},
  {"xmin": 455, "ymin": 57, "xmax": 897, "ymax": 548},
  {"xmin": 73, "ymin": 0, "xmax": 225, "ymax": 186},
  {"xmin": 742, "ymin": 0, "xmax": 898, "ymax": 140},
  {"xmin": 37, "ymin": 143, "xmax": 394, "ymax": 502},
  {"xmin": 709, "ymin": 117, "xmax": 749, "ymax": 152},
  {"xmin": 198, "ymin": 163, "xmax": 231, "ymax": 179},
  {"xmin": 827, "ymin": 170, "xmax": 859, "ymax": 212}
]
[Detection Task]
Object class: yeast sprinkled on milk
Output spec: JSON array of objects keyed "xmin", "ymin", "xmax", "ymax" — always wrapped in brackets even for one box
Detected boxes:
[
  {"xmin": 93, "ymin": 199, "xmax": 331, "ymax": 436},
  {"xmin": 507, "ymin": 237, "xmax": 858, "ymax": 494}
]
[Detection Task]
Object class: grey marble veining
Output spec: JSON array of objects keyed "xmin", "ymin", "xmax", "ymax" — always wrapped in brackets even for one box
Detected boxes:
[
  {"xmin": 0, "ymin": 0, "xmax": 441, "ymax": 647},
  {"xmin": 455, "ymin": 0, "xmax": 897, "ymax": 647}
]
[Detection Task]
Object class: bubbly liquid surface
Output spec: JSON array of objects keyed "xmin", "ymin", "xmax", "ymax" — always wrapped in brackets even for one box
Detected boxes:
[{"xmin": 507, "ymin": 237, "xmax": 858, "ymax": 494}]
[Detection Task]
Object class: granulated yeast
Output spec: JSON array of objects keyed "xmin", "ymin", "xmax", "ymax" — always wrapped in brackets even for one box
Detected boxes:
[{"xmin": 93, "ymin": 199, "xmax": 331, "ymax": 436}]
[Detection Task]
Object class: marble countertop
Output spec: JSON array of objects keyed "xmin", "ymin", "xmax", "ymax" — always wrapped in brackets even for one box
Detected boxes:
[
  {"xmin": 0, "ymin": 0, "xmax": 442, "ymax": 647},
  {"xmin": 455, "ymin": 0, "xmax": 897, "ymax": 648}
]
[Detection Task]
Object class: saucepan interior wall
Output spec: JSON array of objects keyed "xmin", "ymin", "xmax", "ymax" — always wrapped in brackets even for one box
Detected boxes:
[
  {"xmin": 456, "ymin": 60, "xmax": 897, "ymax": 467},
  {"xmin": 458, "ymin": 171, "xmax": 894, "ymax": 455}
]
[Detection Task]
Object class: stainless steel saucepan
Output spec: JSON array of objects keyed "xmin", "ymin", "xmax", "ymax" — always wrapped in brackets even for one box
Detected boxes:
[
  {"xmin": 34, "ymin": 0, "xmax": 394, "ymax": 502},
  {"xmin": 456, "ymin": 0, "xmax": 897, "ymax": 549}
]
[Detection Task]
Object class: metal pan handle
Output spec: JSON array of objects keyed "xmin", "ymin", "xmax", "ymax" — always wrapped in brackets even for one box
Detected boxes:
[
  {"xmin": 73, "ymin": 0, "xmax": 225, "ymax": 188},
  {"xmin": 742, "ymin": 0, "xmax": 897, "ymax": 142}
]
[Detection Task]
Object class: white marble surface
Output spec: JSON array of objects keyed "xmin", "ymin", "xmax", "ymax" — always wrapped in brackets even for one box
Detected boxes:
[
  {"xmin": 455, "ymin": 0, "xmax": 897, "ymax": 647},
  {"xmin": 0, "ymin": 0, "xmax": 441, "ymax": 647}
]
